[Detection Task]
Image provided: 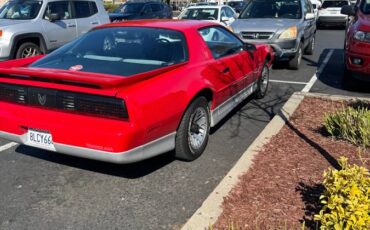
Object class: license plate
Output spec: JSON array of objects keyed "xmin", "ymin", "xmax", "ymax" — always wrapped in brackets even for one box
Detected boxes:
[{"xmin": 26, "ymin": 129, "xmax": 55, "ymax": 151}]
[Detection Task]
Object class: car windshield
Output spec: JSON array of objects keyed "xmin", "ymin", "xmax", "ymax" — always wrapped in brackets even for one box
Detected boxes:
[
  {"xmin": 239, "ymin": 0, "xmax": 302, "ymax": 19},
  {"xmin": 362, "ymin": 0, "xmax": 370, "ymax": 13},
  {"xmin": 30, "ymin": 27, "xmax": 188, "ymax": 77},
  {"xmin": 0, "ymin": 0, "xmax": 42, "ymax": 20},
  {"xmin": 179, "ymin": 8, "xmax": 219, "ymax": 20},
  {"xmin": 322, "ymin": 1, "xmax": 348, "ymax": 7},
  {"xmin": 113, "ymin": 3, "xmax": 144, "ymax": 14}
]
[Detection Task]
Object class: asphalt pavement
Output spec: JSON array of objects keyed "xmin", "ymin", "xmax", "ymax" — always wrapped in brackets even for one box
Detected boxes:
[{"xmin": 0, "ymin": 28, "xmax": 369, "ymax": 230}]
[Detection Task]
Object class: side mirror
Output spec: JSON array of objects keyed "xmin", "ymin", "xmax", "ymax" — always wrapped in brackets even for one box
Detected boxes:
[
  {"xmin": 221, "ymin": 16, "xmax": 230, "ymax": 22},
  {"xmin": 48, "ymin": 13, "xmax": 61, "ymax": 22},
  {"xmin": 243, "ymin": 43, "xmax": 256, "ymax": 52},
  {"xmin": 341, "ymin": 5, "xmax": 356, "ymax": 16},
  {"xmin": 305, "ymin": 13, "xmax": 315, "ymax": 20}
]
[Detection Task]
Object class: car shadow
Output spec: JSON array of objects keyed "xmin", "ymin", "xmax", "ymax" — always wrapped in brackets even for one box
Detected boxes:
[
  {"xmin": 316, "ymin": 48, "xmax": 370, "ymax": 93},
  {"xmin": 15, "ymin": 144, "xmax": 175, "ymax": 179}
]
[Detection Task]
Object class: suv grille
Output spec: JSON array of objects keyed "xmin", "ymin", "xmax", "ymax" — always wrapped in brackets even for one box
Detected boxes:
[
  {"xmin": 240, "ymin": 32, "xmax": 274, "ymax": 40},
  {"xmin": 0, "ymin": 83, "xmax": 128, "ymax": 119}
]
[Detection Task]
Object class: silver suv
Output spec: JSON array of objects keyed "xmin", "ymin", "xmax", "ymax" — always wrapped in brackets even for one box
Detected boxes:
[{"xmin": 0, "ymin": 0, "xmax": 110, "ymax": 60}]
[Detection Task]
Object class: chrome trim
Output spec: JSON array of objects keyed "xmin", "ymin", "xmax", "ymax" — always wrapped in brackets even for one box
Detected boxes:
[
  {"xmin": 0, "ymin": 131, "xmax": 176, "ymax": 164},
  {"xmin": 210, "ymin": 81, "xmax": 257, "ymax": 127}
]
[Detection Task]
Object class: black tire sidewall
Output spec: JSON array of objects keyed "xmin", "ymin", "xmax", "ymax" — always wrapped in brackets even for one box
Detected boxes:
[
  {"xmin": 255, "ymin": 63, "xmax": 269, "ymax": 99},
  {"xmin": 175, "ymin": 97, "xmax": 210, "ymax": 161},
  {"xmin": 289, "ymin": 43, "xmax": 302, "ymax": 70},
  {"xmin": 16, "ymin": 42, "xmax": 41, "ymax": 59}
]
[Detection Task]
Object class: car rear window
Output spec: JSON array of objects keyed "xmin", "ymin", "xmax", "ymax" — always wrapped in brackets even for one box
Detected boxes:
[
  {"xmin": 179, "ymin": 8, "xmax": 219, "ymax": 20},
  {"xmin": 30, "ymin": 27, "xmax": 188, "ymax": 77},
  {"xmin": 361, "ymin": 0, "xmax": 370, "ymax": 14},
  {"xmin": 322, "ymin": 1, "xmax": 348, "ymax": 7}
]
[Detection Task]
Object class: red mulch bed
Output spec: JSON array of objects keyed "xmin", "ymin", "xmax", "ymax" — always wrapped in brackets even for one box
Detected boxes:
[{"xmin": 215, "ymin": 97, "xmax": 369, "ymax": 229}]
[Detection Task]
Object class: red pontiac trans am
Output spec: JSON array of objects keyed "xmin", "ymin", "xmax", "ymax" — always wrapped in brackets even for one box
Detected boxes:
[{"xmin": 0, "ymin": 20, "xmax": 273, "ymax": 163}]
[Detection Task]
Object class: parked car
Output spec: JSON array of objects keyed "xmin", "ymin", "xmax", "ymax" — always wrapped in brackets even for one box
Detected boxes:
[
  {"xmin": 311, "ymin": 0, "xmax": 322, "ymax": 19},
  {"xmin": 231, "ymin": 0, "xmax": 316, "ymax": 69},
  {"xmin": 0, "ymin": 0, "xmax": 110, "ymax": 61},
  {"xmin": 227, "ymin": 0, "xmax": 248, "ymax": 13},
  {"xmin": 317, "ymin": 0, "xmax": 350, "ymax": 27},
  {"xmin": 341, "ymin": 0, "xmax": 370, "ymax": 81},
  {"xmin": 178, "ymin": 5, "xmax": 237, "ymax": 26},
  {"xmin": 109, "ymin": 1, "xmax": 172, "ymax": 21},
  {"xmin": 0, "ymin": 20, "xmax": 273, "ymax": 163}
]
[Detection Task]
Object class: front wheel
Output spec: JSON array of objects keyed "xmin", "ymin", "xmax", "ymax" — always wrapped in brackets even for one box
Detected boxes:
[
  {"xmin": 305, "ymin": 36, "xmax": 315, "ymax": 55},
  {"xmin": 16, "ymin": 42, "xmax": 41, "ymax": 59},
  {"xmin": 288, "ymin": 43, "xmax": 302, "ymax": 70},
  {"xmin": 175, "ymin": 97, "xmax": 210, "ymax": 161},
  {"xmin": 254, "ymin": 63, "xmax": 270, "ymax": 99}
]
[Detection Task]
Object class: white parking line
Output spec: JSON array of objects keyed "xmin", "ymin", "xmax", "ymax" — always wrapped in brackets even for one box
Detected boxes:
[
  {"xmin": 0, "ymin": 142, "xmax": 18, "ymax": 152},
  {"xmin": 302, "ymin": 49, "xmax": 334, "ymax": 93},
  {"xmin": 270, "ymin": 79, "xmax": 308, "ymax": 85}
]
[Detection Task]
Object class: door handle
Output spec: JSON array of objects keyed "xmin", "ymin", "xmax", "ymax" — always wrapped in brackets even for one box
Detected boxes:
[
  {"xmin": 91, "ymin": 21, "xmax": 99, "ymax": 25},
  {"xmin": 67, "ymin": 24, "xmax": 76, "ymax": 28},
  {"xmin": 222, "ymin": 67, "xmax": 230, "ymax": 74}
]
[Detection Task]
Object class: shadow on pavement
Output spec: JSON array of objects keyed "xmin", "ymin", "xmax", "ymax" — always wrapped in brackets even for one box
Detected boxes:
[
  {"xmin": 15, "ymin": 144, "xmax": 175, "ymax": 179},
  {"xmin": 316, "ymin": 49, "xmax": 370, "ymax": 94}
]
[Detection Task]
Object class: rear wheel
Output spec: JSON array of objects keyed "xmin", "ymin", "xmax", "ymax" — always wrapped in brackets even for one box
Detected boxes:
[
  {"xmin": 175, "ymin": 97, "xmax": 210, "ymax": 161},
  {"xmin": 16, "ymin": 42, "xmax": 41, "ymax": 59},
  {"xmin": 288, "ymin": 43, "xmax": 302, "ymax": 70},
  {"xmin": 254, "ymin": 62, "xmax": 270, "ymax": 99}
]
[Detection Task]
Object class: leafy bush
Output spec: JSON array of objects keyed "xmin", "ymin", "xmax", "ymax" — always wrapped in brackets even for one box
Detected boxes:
[
  {"xmin": 104, "ymin": 3, "xmax": 119, "ymax": 13},
  {"xmin": 324, "ymin": 105, "xmax": 370, "ymax": 147},
  {"xmin": 314, "ymin": 157, "xmax": 370, "ymax": 229}
]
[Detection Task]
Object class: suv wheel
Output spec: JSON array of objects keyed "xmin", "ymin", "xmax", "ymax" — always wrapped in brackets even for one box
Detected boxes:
[
  {"xmin": 175, "ymin": 97, "xmax": 210, "ymax": 161},
  {"xmin": 305, "ymin": 36, "xmax": 315, "ymax": 55},
  {"xmin": 288, "ymin": 43, "xmax": 302, "ymax": 70},
  {"xmin": 16, "ymin": 42, "xmax": 41, "ymax": 59}
]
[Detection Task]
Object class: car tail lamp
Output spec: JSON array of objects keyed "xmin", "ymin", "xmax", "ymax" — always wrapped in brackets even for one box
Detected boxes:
[
  {"xmin": 57, "ymin": 92, "xmax": 128, "ymax": 119},
  {"xmin": 0, "ymin": 83, "xmax": 128, "ymax": 120},
  {"xmin": 354, "ymin": 31, "xmax": 370, "ymax": 42}
]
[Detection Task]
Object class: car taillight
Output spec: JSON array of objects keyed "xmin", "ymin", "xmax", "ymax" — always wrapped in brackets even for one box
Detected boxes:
[
  {"xmin": 0, "ymin": 83, "xmax": 128, "ymax": 120},
  {"xmin": 57, "ymin": 91, "xmax": 128, "ymax": 119}
]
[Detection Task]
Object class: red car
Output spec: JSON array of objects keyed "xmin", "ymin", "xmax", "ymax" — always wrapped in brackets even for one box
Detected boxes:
[
  {"xmin": 0, "ymin": 20, "xmax": 273, "ymax": 163},
  {"xmin": 342, "ymin": 1, "xmax": 370, "ymax": 81}
]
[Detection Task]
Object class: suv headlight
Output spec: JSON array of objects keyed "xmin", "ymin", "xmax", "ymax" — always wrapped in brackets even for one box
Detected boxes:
[
  {"xmin": 354, "ymin": 31, "xmax": 370, "ymax": 42},
  {"xmin": 279, "ymin": 26, "xmax": 297, "ymax": 39}
]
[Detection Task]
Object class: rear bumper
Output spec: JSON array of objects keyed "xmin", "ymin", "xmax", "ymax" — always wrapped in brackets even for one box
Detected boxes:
[
  {"xmin": 0, "ymin": 130, "xmax": 175, "ymax": 164},
  {"xmin": 318, "ymin": 16, "xmax": 347, "ymax": 24},
  {"xmin": 0, "ymin": 102, "xmax": 175, "ymax": 164}
]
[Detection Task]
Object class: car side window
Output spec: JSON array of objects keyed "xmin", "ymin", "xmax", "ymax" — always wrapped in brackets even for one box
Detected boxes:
[
  {"xmin": 221, "ymin": 8, "xmax": 227, "ymax": 18},
  {"xmin": 150, "ymin": 3, "xmax": 162, "ymax": 12},
  {"xmin": 225, "ymin": 7, "xmax": 234, "ymax": 18},
  {"xmin": 74, "ymin": 1, "xmax": 93, "ymax": 18},
  {"xmin": 142, "ymin": 4, "xmax": 152, "ymax": 14},
  {"xmin": 303, "ymin": 0, "xmax": 313, "ymax": 14},
  {"xmin": 90, "ymin": 2, "xmax": 98, "ymax": 14},
  {"xmin": 44, "ymin": 1, "xmax": 71, "ymax": 20},
  {"xmin": 199, "ymin": 26, "xmax": 243, "ymax": 59}
]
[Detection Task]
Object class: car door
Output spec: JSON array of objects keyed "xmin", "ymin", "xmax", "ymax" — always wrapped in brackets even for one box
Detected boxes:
[
  {"xmin": 41, "ymin": 0, "xmax": 77, "ymax": 50},
  {"xmin": 72, "ymin": 0, "xmax": 100, "ymax": 37},
  {"xmin": 198, "ymin": 26, "xmax": 255, "ymax": 105},
  {"xmin": 303, "ymin": 0, "xmax": 315, "ymax": 47}
]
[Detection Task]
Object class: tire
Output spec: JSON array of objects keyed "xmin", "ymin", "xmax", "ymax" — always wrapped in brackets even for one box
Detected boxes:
[
  {"xmin": 175, "ymin": 97, "xmax": 210, "ymax": 161},
  {"xmin": 16, "ymin": 42, "xmax": 41, "ymax": 59},
  {"xmin": 305, "ymin": 35, "xmax": 315, "ymax": 55},
  {"xmin": 288, "ymin": 43, "xmax": 302, "ymax": 70},
  {"xmin": 254, "ymin": 62, "xmax": 270, "ymax": 99}
]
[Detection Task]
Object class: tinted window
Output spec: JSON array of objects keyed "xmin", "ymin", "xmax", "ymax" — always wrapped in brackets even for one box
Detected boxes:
[
  {"xmin": 74, "ymin": 1, "xmax": 91, "ymax": 18},
  {"xmin": 113, "ymin": 3, "xmax": 144, "ymax": 14},
  {"xmin": 44, "ymin": 1, "xmax": 71, "ymax": 20},
  {"xmin": 362, "ymin": 0, "xmax": 370, "ymax": 13},
  {"xmin": 30, "ymin": 28, "xmax": 188, "ymax": 76},
  {"xmin": 150, "ymin": 3, "xmax": 162, "ymax": 12},
  {"xmin": 199, "ymin": 26, "xmax": 243, "ymax": 59},
  {"xmin": 240, "ymin": 0, "xmax": 302, "ymax": 19},
  {"xmin": 0, "ymin": 0, "xmax": 42, "ymax": 20},
  {"xmin": 225, "ymin": 7, "xmax": 235, "ymax": 17},
  {"xmin": 179, "ymin": 8, "xmax": 219, "ymax": 20},
  {"xmin": 142, "ymin": 5, "xmax": 152, "ymax": 14},
  {"xmin": 90, "ymin": 2, "xmax": 98, "ymax": 14},
  {"xmin": 322, "ymin": 1, "xmax": 348, "ymax": 7}
]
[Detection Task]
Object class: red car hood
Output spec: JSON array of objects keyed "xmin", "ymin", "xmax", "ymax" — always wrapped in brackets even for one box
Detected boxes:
[{"xmin": 0, "ymin": 61, "xmax": 187, "ymax": 90}]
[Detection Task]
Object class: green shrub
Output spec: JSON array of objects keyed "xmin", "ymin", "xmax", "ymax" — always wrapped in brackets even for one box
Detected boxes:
[
  {"xmin": 104, "ymin": 3, "xmax": 119, "ymax": 13},
  {"xmin": 324, "ymin": 105, "xmax": 370, "ymax": 147},
  {"xmin": 314, "ymin": 157, "xmax": 370, "ymax": 229}
]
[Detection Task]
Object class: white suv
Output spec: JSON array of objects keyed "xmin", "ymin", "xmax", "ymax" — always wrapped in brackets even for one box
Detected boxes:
[
  {"xmin": 317, "ymin": 0, "xmax": 351, "ymax": 27},
  {"xmin": 0, "ymin": 0, "xmax": 110, "ymax": 60}
]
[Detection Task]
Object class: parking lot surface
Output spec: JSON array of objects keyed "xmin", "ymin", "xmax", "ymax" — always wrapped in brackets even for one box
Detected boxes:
[{"xmin": 0, "ymin": 28, "xmax": 369, "ymax": 229}]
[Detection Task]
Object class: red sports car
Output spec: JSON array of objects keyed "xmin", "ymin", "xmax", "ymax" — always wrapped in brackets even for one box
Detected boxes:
[{"xmin": 0, "ymin": 20, "xmax": 273, "ymax": 163}]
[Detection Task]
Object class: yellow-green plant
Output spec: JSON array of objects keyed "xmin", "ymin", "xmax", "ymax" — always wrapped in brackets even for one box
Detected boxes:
[
  {"xmin": 324, "ymin": 104, "xmax": 370, "ymax": 147},
  {"xmin": 314, "ymin": 157, "xmax": 370, "ymax": 229}
]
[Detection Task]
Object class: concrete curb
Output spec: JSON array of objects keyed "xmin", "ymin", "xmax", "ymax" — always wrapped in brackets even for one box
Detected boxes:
[{"xmin": 181, "ymin": 92, "xmax": 370, "ymax": 230}]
